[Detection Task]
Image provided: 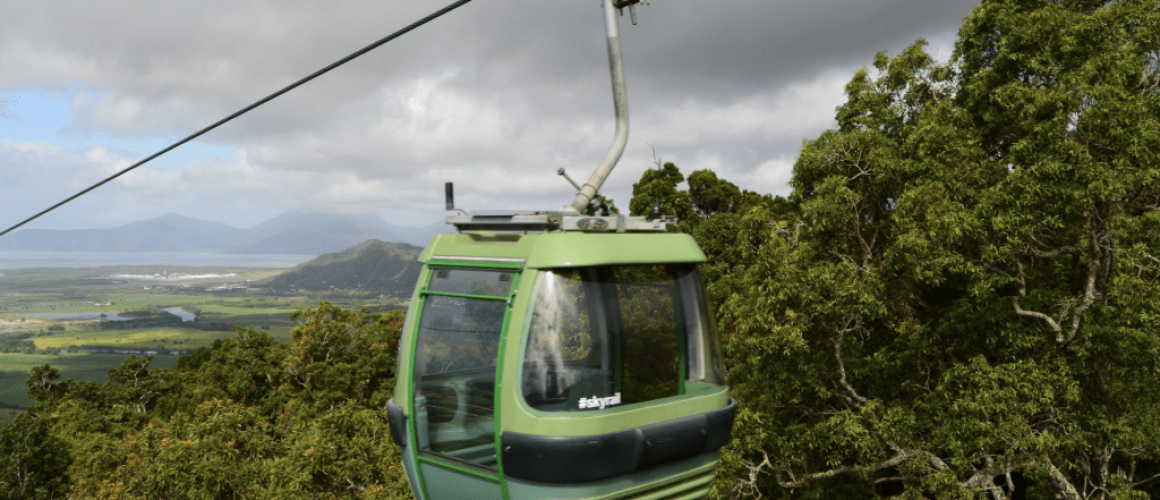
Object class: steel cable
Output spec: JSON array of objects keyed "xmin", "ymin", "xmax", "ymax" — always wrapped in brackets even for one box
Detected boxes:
[{"xmin": 0, "ymin": 0, "xmax": 477, "ymax": 238}]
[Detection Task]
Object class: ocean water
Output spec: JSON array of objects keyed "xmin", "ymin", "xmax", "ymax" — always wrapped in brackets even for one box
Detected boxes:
[{"xmin": 0, "ymin": 251, "xmax": 314, "ymax": 269}]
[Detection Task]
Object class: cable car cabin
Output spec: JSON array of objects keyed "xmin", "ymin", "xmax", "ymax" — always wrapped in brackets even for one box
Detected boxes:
[{"xmin": 388, "ymin": 211, "xmax": 735, "ymax": 500}]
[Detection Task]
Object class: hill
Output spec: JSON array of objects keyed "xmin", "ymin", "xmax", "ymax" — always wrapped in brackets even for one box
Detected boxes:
[{"xmin": 263, "ymin": 239, "xmax": 423, "ymax": 297}]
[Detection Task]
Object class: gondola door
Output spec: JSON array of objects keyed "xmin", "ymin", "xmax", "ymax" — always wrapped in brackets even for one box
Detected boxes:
[{"xmin": 407, "ymin": 263, "xmax": 519, "ymax": 500}]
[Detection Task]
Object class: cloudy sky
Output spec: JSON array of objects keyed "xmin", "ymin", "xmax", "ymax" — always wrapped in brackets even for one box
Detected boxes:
[{"xmin": 0, "ymin": 0, "xmax": 980, "ymax": 232}]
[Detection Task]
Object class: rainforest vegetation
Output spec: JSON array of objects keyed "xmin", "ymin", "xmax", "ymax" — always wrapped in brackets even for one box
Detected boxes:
[{"xmin": 4, "ymin": 0, "xmax": 1160, "ymax": 498}]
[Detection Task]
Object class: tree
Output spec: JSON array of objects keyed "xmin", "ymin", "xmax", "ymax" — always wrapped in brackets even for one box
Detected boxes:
[
  {"xmin": 687, "ymin": 169, "xmax": 743, "ymax": 221},
  {"xmin": 67, "ymin": 399, "xmax": 278, "ymax": 500},
  {"xmin": 280, "ymin": 302, "xmax": 403, "ymax": 413},
  {"xmin": 271, "ymin": 302, "xmax": 410, "ymax": 498},
  {"xmin": 629, "ymin": 161, "xmax": 696, "ymax": 224},
  {"xmin": 0, "ymin": 412, "xmax": 71, "ymax": 500},
  {"xmin": 174, "ymin": 329, "xmax": 291, "ymax": 419},
  {"xmin": 712, "ymin": 1, "xmax": 1160, "ymax": 498}
]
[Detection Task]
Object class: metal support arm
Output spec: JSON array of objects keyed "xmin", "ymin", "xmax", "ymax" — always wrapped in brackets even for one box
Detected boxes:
[{"xmin": 569, "ymin": 0, "xmax": 631, "ymax": 213}]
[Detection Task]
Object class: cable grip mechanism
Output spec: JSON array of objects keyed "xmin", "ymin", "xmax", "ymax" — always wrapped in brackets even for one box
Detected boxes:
[{"xmin": 613, "ymin": 0, "xmax": 649, "ymax": 25}]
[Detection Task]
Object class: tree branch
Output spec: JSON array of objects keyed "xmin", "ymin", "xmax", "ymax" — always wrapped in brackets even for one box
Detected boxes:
[
  {"xmin": 1132, "ymin": 472, "xmax": 1160, "ymax": 488},
  {"xmin": 1060, "ymin": 225, "xmax": 1104, "ymax": 345},
  {"xmin": 961, "ymin": 470, "xmax": 1007, "ymax": 500},
  {"xmin": 767, "ymin": 445, "xmax": 991, "ymax": 495},
  {"xmin": 832, "ymin": 321, "xmax": 869, "ymax": 408},
  {"xmin": 848, "ymin": 199, "xmax": 877, "ymax": 277},
  {"xmin": 734, "ymin": 451, "xmax": 772, "ymax": 499},
  {"xmin": 1040, "ymin": 457, "xmax": 1083, "ymax": 500},
  {"xmin": 776, "ymin": 222, "xmax": 805, "ymax": 248},
  {"xmin": 772, "ymin": 449, "xmax": 923, "ymax": 489},
  {"xmin": 1008, "ymin": 258, "xmax": 1069, "ymax": 342}
]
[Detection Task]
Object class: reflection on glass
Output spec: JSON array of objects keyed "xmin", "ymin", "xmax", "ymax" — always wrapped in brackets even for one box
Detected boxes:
[
  {"xmin": 522, "ymin": 264, "xmax": 725, "ymax": 413},
  {"xmin": 614, "ymin": 266, "xmax": 681, "ymax": 403},
  {"xmin": 416, "ymin": 295, "xmax": 504, "ymax": 376},
  {"xmin": 413, "ymin": 268, "xmax": 512, "ymax": 466}
]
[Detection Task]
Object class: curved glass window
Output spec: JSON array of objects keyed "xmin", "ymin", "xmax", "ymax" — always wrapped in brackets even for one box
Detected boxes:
[
  {"xmin": 413, "ymin": 267, "xmax": 514, "ymax": 467},
  {"xmin": 522, "ymin": 264, "xmax": 725, "ymax": 412}
]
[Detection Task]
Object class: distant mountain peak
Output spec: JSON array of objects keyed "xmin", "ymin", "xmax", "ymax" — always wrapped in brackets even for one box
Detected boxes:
[
  {"xmin": 0, "ymin": 212, "xmax": 447, "ymax": 253},
  {"xmin": 152, "ymin": 212, "xmax": 218, "ymax": 222}
]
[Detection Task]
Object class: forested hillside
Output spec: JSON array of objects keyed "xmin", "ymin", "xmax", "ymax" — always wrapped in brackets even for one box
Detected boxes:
[
  {"xmin": 2, "ymin": 0, "xmax": 1159, "ymax": 499},
  {"xmin": 263, "ymin": 239, "xmax": 423, "ymax": 296}
]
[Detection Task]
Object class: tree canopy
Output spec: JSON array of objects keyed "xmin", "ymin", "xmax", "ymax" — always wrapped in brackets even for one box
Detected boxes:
[
  {"xmin": 680, "ymin": 0, "xmax": 1160, "ymax": 498},
  {"xmin": 0, "ymin": 303, "xmax": 411, "ymax": 499}
]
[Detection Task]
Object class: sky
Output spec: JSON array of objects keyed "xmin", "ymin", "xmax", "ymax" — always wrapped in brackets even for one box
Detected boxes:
[{"xmin": 0, "ymin": 0, "xmax": 981, "ymax": 231}]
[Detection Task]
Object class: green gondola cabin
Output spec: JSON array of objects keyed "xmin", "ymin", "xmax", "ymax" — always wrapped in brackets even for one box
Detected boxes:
[
  {"xmin": 389, "ymin": 218, "xmax": 734, "ymax": 499},
  {"xmin": 388, "ymin": 1, "xmax": 734, "ymax": 498}
]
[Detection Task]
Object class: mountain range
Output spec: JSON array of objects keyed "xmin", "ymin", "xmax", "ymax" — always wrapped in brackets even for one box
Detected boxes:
[{"xmin": 0, "ymin": 212, "xmax": 447, "ymax": 255}]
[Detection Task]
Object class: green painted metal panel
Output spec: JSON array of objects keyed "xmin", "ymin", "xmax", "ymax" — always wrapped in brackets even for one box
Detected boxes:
[
  {"xmin": 493, "ymin": 271, "xmax": 521, "ymax": 500},
  {"xmin": 502, "ymin": 452, "xmax": 719, "ymax": 500},
  {"xmin": 425, "ymin": 258, "xmax": 525, "ymax": 270},
  {"xmin": 421, "ymin": 232, "xmax": 707, "ymax": 269},
  {"xmin": 400, "ymin": 441, "xmax": 424, "ymax": 500},
  {"xmin": 421, "ymin": 290, "xmax": 510, "ymax": 301},
  {"xmin": 502, "ymin": 384, "xmax": 730, "ymax": 438},
  {"xmin": 417, "ymin": 455, "xmax": 501, "ymax": 482},
  {"xmin": 395, "ymin": 266, "xmax": 430, "ymax": 407},
  {"xmin": 419, "ymin": 461, "xmax": 504, "ymax": 500}
]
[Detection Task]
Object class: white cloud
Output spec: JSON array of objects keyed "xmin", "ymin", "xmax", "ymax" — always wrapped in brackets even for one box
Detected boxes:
[
  {"xmin": 83, "ymin": 146, "xmax": 134, "ymax": 177},
  {"xmin": 642, "ymin": 71, "xmax": 846, "ymax": 147},
  {"xmin": 745, "ymin": 157, "xmax": 797, "ymax": 197},
  {"xmin": 3, "ymin": 139, "xmax": 61, "ymax": 156}
]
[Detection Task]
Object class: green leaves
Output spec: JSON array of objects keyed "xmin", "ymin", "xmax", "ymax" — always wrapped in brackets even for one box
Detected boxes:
[
  {"xmin": 629, "ymin": 161, "xmax": 696, "ymax": 223},
  {"xmin": 0, "ymin": 302, "xmax": 412, "ymax": 499},
  {"xmin": 688, "ymin": 1, "xmax": 1160, "ymax": 498},
  {"xmin": 283, "ymin": 302, "xmax": 404, "ymax": 414},
  {"xmin": 0, "ymin": 412, "xmax": 71, "ymax": 500},
  {"xmin": 688, "ymin": 170, "xmax": 743, "ymax": 220}
]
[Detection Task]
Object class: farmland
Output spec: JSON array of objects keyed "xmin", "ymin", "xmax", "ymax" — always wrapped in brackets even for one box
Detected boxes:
[{"xmin": 0, "ymin": 264, "xmax": 407, "ymax": 411}]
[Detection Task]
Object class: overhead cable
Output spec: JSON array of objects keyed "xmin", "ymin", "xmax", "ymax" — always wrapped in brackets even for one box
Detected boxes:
[{"xmin": 0, "ymin": 0, "xmax": 477, "ymax": 238}]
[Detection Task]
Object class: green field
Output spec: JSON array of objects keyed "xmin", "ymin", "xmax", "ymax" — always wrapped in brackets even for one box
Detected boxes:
[
  {"xmin": 30, "ymin": 327, "xmax": 243, "ymax": 350},
  {"xmin": 193, "ymin": 301, "xmax": 302, "ymax": 335},
  {"xmin": 0, "ymin": 265, "xmax": 302, "ymax": 411},
  {"xmin": 0, "ymin": 266, "xmax": 286, "ymax": 315},
  {"xmin": 0, "ymin": 409, "xmax": 22, "ymax": 427},
  {"xmin": 0, "ymin": 352, "xmax": 179, "ymax": 409}
]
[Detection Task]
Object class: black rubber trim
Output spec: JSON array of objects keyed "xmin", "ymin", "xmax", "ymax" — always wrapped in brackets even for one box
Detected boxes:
[
  {"xmin": 388, "ymin": 399, "xmax": 408, "ymax": 448},
  {"xmin": 501, "ymin": 398, "xmax": 736, "ymax": 484}
]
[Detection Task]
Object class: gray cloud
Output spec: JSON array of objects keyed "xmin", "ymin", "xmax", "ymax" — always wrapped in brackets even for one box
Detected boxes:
[{"xmin": 0, "ymin": 0, "xmax": 980, "ymax": 229}]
